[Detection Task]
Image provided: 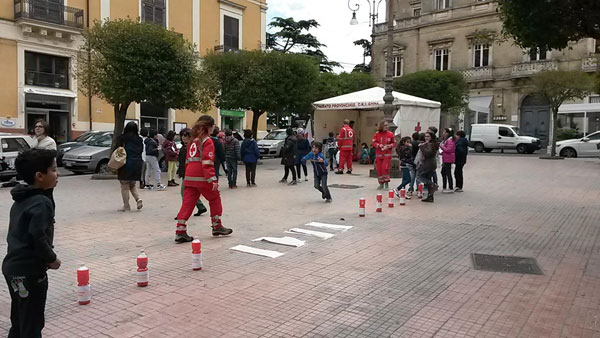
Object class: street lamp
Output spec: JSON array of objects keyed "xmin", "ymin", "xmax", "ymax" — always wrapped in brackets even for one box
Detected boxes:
[
  {"xmin": 350, "ymin": 12, "xmax": 359, "ymax": 25},
  {"xmin": 348, "ymin": 0, "xmax": 384, "ymax": 29}
]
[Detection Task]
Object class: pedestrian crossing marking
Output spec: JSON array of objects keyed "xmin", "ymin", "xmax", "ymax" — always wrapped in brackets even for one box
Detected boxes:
[
  {"xmin": 230, "ymin": 245, "xmax": 284, "ymax": 258},
  {"xmin": 285, "ymin": 228, "xmax": 335, "ymax": 239},
  {"xmin": 252, "ymin": 237, "xmax": 306, "ymax": 247},
  {"xmin": 305, "ymin": 222, "xmax": 353, "ymax": 231}
]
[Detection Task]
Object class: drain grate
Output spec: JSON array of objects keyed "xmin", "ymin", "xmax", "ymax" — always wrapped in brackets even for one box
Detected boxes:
[
  {"xmin": 328, "ymin": 184, "xmax": 363, "ymax": 189},
  {"xmin": 471, "ymin": 253, "xmax": 543, "ymax": 275}
]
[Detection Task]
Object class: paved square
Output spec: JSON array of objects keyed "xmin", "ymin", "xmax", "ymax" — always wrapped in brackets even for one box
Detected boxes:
[{"xmin": 0, "ymin": 155, "xmax": 599, "ymax": 337}]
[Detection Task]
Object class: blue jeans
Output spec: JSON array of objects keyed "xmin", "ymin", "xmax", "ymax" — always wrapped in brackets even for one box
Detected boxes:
[
  {"xmin": 314, "ymin": 174, "xmax": 331, "ymax": 200},
  {"xmin": 397, "ymin": 167, "xmax": 412, "ymax": 191},
  {"xmin": 409, "ymin": 166, "xmax": 416, "ymax": 192},
  {"xmin": 226, "ymin": 158, "xmax": 238, "ymax": 187}
]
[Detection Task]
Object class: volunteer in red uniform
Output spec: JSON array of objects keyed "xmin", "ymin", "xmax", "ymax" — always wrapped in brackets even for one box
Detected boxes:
[
  {"xmin": 174, "ymin": 115, "xmax": 233, "ymax": 243},
  {"xmin": 372, "ymin": 120, "xmax": 396, "ymax": 190},
  {"xmin": 336, "ymin": 119, "xmax": 354, "ymax": 174}
]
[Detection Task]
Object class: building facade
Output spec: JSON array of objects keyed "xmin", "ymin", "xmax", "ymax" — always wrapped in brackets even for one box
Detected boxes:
[
  {"xmin": 0, "ymin": 0, "xmax": 267, "ymax": 141},
  {"xmin": 372, "ymin": 0, "xmax": 599, "ymax": 146}
]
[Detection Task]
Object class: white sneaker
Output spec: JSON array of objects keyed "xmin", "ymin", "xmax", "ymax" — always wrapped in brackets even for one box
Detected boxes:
[{"xmin": 156, "ymin": 184, "xmax": 167, "ymax": 191}]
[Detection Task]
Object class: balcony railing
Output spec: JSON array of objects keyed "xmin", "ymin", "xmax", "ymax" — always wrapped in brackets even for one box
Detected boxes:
[
  {"xmin": 14, "ymin": 0, "xmax": 84, "ymax": 29},
  {"xmin": 581, "ymin": 56, "xmax": 598, "ymax": 72},
  {"xmin": 461, "ymin": 66, "xmax": 492, "ymax": 81},
  {"xmin": 25, "ymin": 70, "xmax": 69, "ymax": 89},
  {"xmin": 511, "ymin": 60, "xmax": 558, "ymax": 77}
]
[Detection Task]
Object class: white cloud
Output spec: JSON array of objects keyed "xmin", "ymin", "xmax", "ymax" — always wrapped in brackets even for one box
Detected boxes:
[{"xmin": 267, "ymin": 0, "xmax": 381, "ymax": 73}]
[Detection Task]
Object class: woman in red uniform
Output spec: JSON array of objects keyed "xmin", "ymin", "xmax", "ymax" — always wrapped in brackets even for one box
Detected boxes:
[
  {"xmin": 372, "ymin": 120, "xmax": 396, "ymax": 190},
  {"xmin": 174, "ymin": 115, "xmax": 233, "ymax": 243}
]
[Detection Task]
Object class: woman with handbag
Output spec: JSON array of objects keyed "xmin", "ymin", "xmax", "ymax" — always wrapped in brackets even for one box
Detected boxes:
[{"xmin": 116, "ymin": 122, "xmax": 144, "ymax": 211}]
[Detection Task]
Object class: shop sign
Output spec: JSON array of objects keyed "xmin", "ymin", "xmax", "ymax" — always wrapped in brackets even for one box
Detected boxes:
[
  {"xmin": 492, "ymin": 116, "xmax": 508, "ymax": 121},
  {"xmin": 1, "ymin": 119, "xmax": 16, "ymax": 127}
]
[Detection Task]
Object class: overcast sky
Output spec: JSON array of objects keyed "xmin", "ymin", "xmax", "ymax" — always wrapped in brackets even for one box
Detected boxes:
[{"xmin": 267, "ymin": 0, "xmax": 385, "ymax": 73}]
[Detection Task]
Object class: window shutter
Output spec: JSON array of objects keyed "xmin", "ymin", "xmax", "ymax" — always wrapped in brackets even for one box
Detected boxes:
[
  {"xmin": 143, "ymin": 3, "xmax": 153, "ymax": 23},
  {"xmin": 155, "ymin": 7, "xmax": 164, "ymax": 26}
]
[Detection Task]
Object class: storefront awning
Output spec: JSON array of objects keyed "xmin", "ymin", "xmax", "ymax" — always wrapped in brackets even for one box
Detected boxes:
[
  {"xmin": 558, "ymin": 103, "xmax": 600, "ymax": 113},
  {"xmin": 24, "ymin": 86, "xmax": 77, "ymax": 98},
  {"xmin": 468, "ymin": 96, "xmax": 492, "ymax": 114},
  {"xmin": 220, "ymin": 109, "xmax": 245, "ymax": 118}
]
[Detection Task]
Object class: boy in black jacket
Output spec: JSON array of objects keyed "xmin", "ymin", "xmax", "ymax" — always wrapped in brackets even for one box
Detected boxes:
[{"xmin": 2, "ymin": 149, "xmax": 61, "ymax": 338}]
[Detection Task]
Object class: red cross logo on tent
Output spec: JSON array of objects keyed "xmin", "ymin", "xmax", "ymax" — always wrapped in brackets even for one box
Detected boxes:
[{"xmin": 415, "ymin": 122, "xmax": 422, "ymax": 132}]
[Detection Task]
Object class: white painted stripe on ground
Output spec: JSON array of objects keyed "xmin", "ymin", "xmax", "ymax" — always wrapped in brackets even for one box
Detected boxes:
[
  {"xmin": 285, "ymin": 228, "xmax": 335, "ymax": 239},
  {"xmin": 230, "ymin": 245, "xmax": 284, "ymax": 258},
  {"xmin": 305, "ymin": 221, "xmax": 353, "ymax": 231},
  {"xmin": 252, "ymin": 237, "xmax": 306, "ymax": 247}
]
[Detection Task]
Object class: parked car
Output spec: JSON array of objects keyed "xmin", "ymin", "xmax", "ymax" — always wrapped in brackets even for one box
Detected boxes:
[
  {"xmin": 62, "ymin": 133, "xmax": 113, "ymax": 174},
  {"xmin": 553, "ymin": 130, "xmax": 600, "ymax": 158},
  {"xmin": 0, "ymin": 133, "xmax": 34, "ymax": 181},
  {"xmin": 469, "ymin": 124, "xmax": 541, "ymax": 154},
  {"xmin": 257, "ymin": 129, "xmax": 288, "ymax": 157},
  {"xmin": 57, "ymin": 131, "xmax": 110, "ymax": 166}
]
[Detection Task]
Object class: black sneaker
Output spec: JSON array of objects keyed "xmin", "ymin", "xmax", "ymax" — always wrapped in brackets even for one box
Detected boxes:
[
  {"xmin": 346, "ymin": 170, "xmax": 352, "ymax": 174},
  {"xmin": 194, "ymin": 208, "xmax": 207, "ymax": 217},
  {"xmin": 175, "ymin": 233, "xmax": 194, "ymax": 243},
  {"xmin": 335, "ymin": 170, "xmax": 344, "ymax": 175},
  {"xmin": 288, "ymin": 180, "xmax": 297, "ymax": 186},
  {"xmin": 212, "ymin": 226, "xmax": 233, "ymax": 236},
  {"xmin": 422, "ymin": 195, "xmax": 434, "ymax": 203}
]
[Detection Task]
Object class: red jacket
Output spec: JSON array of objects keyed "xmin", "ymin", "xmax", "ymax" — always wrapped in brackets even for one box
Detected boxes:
[
  {"xmin": 372, "ymin": 131, "xmax": 395, "ymax": 158},
  {"xmin": 337, "ymin": 125, "xmax": 354, "ymax": 151},
  {"xmin": 184, "ymin": 136, "xmax": 218, "ymax": 187}
]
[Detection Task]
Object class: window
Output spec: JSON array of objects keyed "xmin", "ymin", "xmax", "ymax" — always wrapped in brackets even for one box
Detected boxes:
[
  {"xmin": 142, "ymin": 0, "xmax": 166, "ymax": 26},
  {"xmin": 436, "ymin": 0, "xmax": 450, "ymax": 10},
  {"xmin": 589, "ymin": 96, "xmax": 600, "ymax": 103},
  {"xmin": 224, "ymin": 15, "xmax": 240, "ymax": 52},
  {"xmin": 434, "ymin": 49, "xmax": 449, "ymax": 71},
  {"xmin": 413, "ymin": 8, "xmax": 421, "ymax": 16},
  {"xmin": 25, "ymin": 52, "xmax": 69, "ymax": 89},
  {"xmin": 473, "ymin": 43, "xmax": 490, "ymax": 67},
  {"xmin": 393, "ymin": 57, "xmax": 403, "ymax": 77},
  {"xmin": 586, "ymin": 131, "xmax": 600, "ymax": 140},
  {"xmin": 1, "ymin": 138, "xmax": 30, "ymax": 153},
  {"xmin": 499, "ymin": 127, "xmax": 514, "ymax": 137},
  {"xmin": 529, "ymin": 47, "xmax": 548, "ymax": 61}
]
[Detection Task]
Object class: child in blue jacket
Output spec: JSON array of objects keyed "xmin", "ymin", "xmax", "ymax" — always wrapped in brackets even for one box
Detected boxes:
[{"xmin": 302, "ymin": 142, "xmax": 332, "ymax": 202}]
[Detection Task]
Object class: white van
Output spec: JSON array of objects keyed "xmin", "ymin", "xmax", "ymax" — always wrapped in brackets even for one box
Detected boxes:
[{"xmin": 469, "ymin": 124, "xmax": 541, "ymax": 154}]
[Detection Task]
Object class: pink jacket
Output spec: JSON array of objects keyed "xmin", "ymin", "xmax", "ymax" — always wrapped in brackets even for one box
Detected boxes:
[{"xmin": 440, "ymin": 137, "xmax": 456, "ymax": 164}]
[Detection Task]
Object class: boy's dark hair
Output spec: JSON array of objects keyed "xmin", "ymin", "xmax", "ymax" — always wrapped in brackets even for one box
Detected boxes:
[
  {"xmin": 329, "ymin": 132, "xmax": 334, "ymax": 137},
  {"xmin": 140, "ymin": 128, "xmax": 148, "ymax": 137},
  {"xmin": 166, "ymin": 130, "xmax": 175, "ymax": 141},
  {"xmin": 428, "ymin": 126, "xmax": 438, "ymax": 135},
  {"xmin": 224, "ymin": 128, "xmax": 233, "ymax": 136},
  {"xmin": 456, "ymin": 130, "xmax": 466, "ymax": 138},
  {"xmin": 361, "ymin": 142, "xmax": 367, "ymax": 147},
  {"xmin": 243, "ymin": 129, "xmax": 253, "ymax": 139},
  {"xmin": 15, "ymin": 149, "xmax": 57, "ymax": 185},
  {"xmin": 312, "ymin": 141, "xmax": 323, "ymax": 152},
  {"xmin": 149, "ymin": 129, "xmax": 157, "ymax": 138},
  {"xmin": 419, "ymin": 133, "xmax": 426, "ymax": 141},
  {"xmin": 412, "ymin": 132, "xmax": 420, "ymax": 141},
  {"xmin": 400, "ymin": 136, "xmax": 412, "ymax": 145}
]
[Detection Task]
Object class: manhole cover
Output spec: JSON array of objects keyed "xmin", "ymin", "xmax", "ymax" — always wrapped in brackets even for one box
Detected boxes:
[
  {"xmin": 471, "ymin": 253, "xmax": 543, "ymax": 275},
  {"xmin": 328, "ymin": 184, "xmax": 363, "ymax": 189}
]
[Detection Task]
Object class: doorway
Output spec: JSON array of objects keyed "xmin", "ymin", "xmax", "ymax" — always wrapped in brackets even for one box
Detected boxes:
[
  {"xmin": 25, "ymin": 93, "xmax": 71, "ymax": 142},
  {"xmin": 520, "ymin": 95, "xmax": 550, "ymax": 147}
]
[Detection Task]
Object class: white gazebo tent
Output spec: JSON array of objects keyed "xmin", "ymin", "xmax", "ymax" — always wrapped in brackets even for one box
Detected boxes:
[
  {"xmin": 313, "ymin": 87, "xmax": 441, "ymax": 148},
  {"xmin": 558, "ymin": 102, "xmax": 600, "ymax": 136}
]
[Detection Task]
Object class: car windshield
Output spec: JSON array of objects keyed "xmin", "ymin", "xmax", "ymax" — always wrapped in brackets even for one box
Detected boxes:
[
  {"xmin": 264, "ymin": 131, "xmax": 287, "ymax": 140},
  {"xmin": 74, "ymin": 132, "xmax": 94, "ymax": 142},
  {"xmin": 88, "ymin": 134, "xmax": 113, "ymax": 147},
  {"xmin": 86, "ymin": 132, "xmax": 110, "ymax": 144},
  {"xmin": 511, "ymin": 127, "xmax": 520, "ymax": 136}
]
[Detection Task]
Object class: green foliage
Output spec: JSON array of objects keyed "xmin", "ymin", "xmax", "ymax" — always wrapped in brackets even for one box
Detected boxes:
[
  {"xmin": 497, "ymin": 0, "xmax": 600, "ymax": 50},
  {"xmin": 203, "ymin": 50, "xmax": 319, "ymax": 137},
  {"xmin": 78, "ymin": 19, "xmax": 214, "ymax": 150},
  {"xmin": 313, "ymin": 72, "xmax": 377, "ymax": 102},
  {"xmin": 392, "ymin": 70, "xmax": 468, "ymax": 112},
  {"xmin": 556, "ymin": 128, "xmax": 578, "ymax": 141},
  {"xmin": 533, "ymin": 70, "xmax": 595, "ymax": 156}
]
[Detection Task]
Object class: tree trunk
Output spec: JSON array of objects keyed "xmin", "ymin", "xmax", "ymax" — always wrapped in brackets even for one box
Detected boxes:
[
  {"xmin": 251, "ymin": 109, "xmax": 263, "ymax": 140},
  {"xmin": 111, "ymin": 102, "xmax": 130, "ymax": 152},
  {"xmin": 550, "ymin": 107, "xmax": 559, "ymax": 157}
]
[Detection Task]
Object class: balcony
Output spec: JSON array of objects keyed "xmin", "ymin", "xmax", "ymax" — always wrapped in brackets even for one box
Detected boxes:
[
  {"xmin": 511, "ymin": 60, "xmax": 558, "ymax": 78},
  {"xmin": 461, "ymin": 66, "xmax": 492, "ymax": 82},
  {"xmin": 14, "ymin": 0, "xmax": 84, "ymax": 39},
  {"xmin": 581, "ymin": 56, "xmax": 598, "ymax": 72},
  {"xmin": 25, "ymin": 70, "xmax": 69, "ymax": 89}
]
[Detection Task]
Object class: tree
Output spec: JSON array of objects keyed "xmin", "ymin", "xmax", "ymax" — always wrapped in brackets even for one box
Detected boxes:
[
  {"xmin": 267, "ymin": 17, "xmax": 340, "ymax": 73},
  {"xmin": 393, "ymin": 70, "xmax": 468, "ymax": 112},
  {"xmin": 533, "ymin": 71, "xmax": 594, "ymax": 157},
  {"xmin": 203, "ymin": 50, "xmax": 319, "ymax": 138},
  {"xmin": 78, "ymin": 19, "xmax": 214, "ymax": 150},
  {"xmin": 497, "ymin": 0, "xmax": 600, "ymax": 50},
  {"xmin": 353, "ymin": 38, "xmax": 372, "ymax": 73},
  {"xmin": 314, "ymin": 72, "xmax": 377, "ymax": 102}
]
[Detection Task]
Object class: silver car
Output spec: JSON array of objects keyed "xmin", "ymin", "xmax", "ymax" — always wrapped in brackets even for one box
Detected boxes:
[
  {"xmin": 257, "ymin": 129, "xmax": 288, "ymax": 157},
  {"xmin": 0, "ymin": 133, "xmax": 34, "ymax": 181},
  {"xmin": 62, "ymin": 133, "xmax": 113, "ymax": 174}
]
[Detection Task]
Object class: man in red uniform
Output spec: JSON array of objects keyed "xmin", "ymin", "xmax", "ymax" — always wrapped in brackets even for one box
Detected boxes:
[
  {"xmin": 372, "ymin": 120, "xmax": 396, "ymax": 190},
  {"xmin": 336, "ymin": 119, "xmax": 354, "ymax": 174},
  {"xmin": 174, "ymin": 115, "xmax": 232, "ymax": 243}
]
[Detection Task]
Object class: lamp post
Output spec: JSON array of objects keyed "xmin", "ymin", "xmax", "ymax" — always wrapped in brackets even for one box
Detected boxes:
[
  {"xmin": 349, "ymin": 0, "xmax": 401, "ymax": 177},
  {"xmin": 348, "ymin": 0, "xmax": 383, "ymax": 70}
]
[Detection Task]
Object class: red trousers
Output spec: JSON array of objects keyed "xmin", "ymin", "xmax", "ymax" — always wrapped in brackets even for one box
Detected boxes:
[
  {"xmin": 175, "ymin": 183, "xmax": 222, "ymax": 235},
  {"xmin": 338, "ymin": 150, "xmax": 353, "ymax": 171},
  {"xmin": 376, "ymin": 157, "xmax": 391, "ymax": 184}
]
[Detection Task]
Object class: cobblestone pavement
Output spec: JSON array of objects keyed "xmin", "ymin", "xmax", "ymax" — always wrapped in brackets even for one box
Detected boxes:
[{"xmin": 0, "ymin": 156, "xmax": 599, "ymax": 338}]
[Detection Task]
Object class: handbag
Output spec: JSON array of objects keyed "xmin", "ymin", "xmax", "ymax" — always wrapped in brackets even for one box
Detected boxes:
[{"xmin": 108, "ymin": 146, "xmax": 127, "ymax": 169}]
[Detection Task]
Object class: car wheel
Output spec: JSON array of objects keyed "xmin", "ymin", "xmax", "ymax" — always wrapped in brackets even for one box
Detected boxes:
[
  {"xmin": 474, "ymin": 143, "xmax": 485, "ymax": 153},
  {"xmin": 516, "ymin": 144, "xmax": 527, "ymax": 154},
  {"xmin": 96, "ymin": 160, "xmax": 110, "ymax": 174},
  {"xmin": 560, "ymin": 148, "xmax": 577, "ymax": 158},
  {"xmin": 484, "ymin": 148, "xmax": 493, "ymax": 153}
]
